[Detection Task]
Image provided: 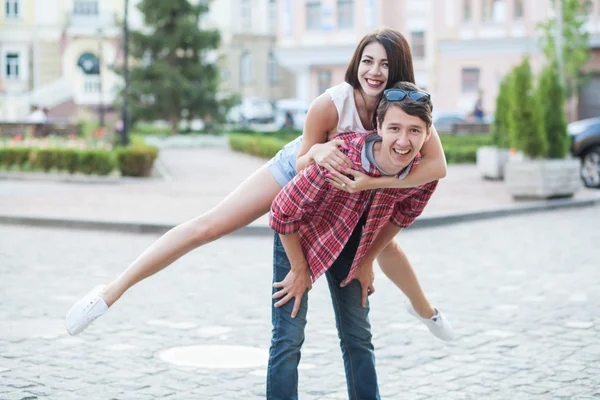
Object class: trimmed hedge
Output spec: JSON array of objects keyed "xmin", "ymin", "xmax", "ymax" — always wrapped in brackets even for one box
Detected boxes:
[
  {"xmin": 116, "ymin": 145, "xmax": 159, "ymax": 177},
  {"xmin": 229, "ymin": 132, "xmax": 493, "ymax": 165},
  {"xmin": 0, "ymin": 145, "xmax": 158, "ymax": 177}
]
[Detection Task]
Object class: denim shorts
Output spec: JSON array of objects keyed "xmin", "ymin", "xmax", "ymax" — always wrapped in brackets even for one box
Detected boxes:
[{"xmin": 266, "ymin": 136, "xmax": 303, "ymax": 187}]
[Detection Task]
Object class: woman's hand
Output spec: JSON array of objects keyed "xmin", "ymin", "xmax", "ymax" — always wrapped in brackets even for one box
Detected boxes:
[
  {"xmin": 310, "ymin": 139, "xmax": 352, "ymax": 173},
  {"xmin": 326, "ymin": 168, "xmax": 374, "ymax": 193}
]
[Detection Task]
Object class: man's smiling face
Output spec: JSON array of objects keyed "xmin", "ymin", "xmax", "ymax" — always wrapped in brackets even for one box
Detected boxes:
[{"xmin": 375, "ymin": 105, "xmax": 431, "ymax": 174}]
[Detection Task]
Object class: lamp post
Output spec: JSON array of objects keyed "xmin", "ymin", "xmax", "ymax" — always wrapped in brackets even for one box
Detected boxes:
[
  {"xmin": 98, "ymin": 27, "xmax": 105, "ymax": 127},
  {"xmin": 120, "ymin": 0, "xmax": 130, "ymax": 145}
]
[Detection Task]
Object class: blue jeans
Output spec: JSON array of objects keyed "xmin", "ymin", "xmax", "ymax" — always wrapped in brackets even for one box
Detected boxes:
[{"xmin": 267, "ymin": 233, "xmax": 379, "ymax": 400}]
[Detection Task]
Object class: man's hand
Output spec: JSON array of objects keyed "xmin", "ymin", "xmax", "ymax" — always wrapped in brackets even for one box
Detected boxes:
[
  {"xmin": 273, "ymin": 267, "xmax": 313, "ymax": 318},
  {"xmin": 341, "ymin": 260, "xmax": 375, "ymax": 307}
]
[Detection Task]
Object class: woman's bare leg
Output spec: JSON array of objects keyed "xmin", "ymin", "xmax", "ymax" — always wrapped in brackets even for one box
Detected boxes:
[
  {"xmin": 101, "ymin": 165, "xmax": 282, "ymax": 307},
  {"xmin": 376, "ymin": 239, "xmax": 436, "ymax": 318}
]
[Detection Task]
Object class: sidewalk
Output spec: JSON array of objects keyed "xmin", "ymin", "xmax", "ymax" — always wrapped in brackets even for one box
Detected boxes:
[{"xmin": 0, "ymin": 146, "xmax": 598, "ymax": 233}]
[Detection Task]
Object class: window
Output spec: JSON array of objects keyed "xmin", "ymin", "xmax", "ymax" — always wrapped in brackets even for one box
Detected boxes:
[
  {"xmin": 337, "ymin": 0, "xmax": 353, "ymax": 29},
  {"xmin": 73, "ymin": 0, "xmax": 98, "ymax": 16},
  {"xmin": 77, "ymin": 52, "xmax": 100, "ymax": 75},
  {"xmin": 84, "ymin": 77, "xmax": 101, "ymax": 93},
  {"xmin": 306, "ymin": 0, "xmax": 321, "ymax": 30},
  {"xmin": 411, "ymin": 31, "xmax": 425, "ymax": 58},
  {"xmin": 5, "ymin": 53, "xmax": 19, "ymax": 79},
  {"xmin": 482, "ymin": 0, "xmax": 505, "ymax": 23},
  {"xmin": 268, "ymin": 0, "xmax": 276, "ymax": 32},
  {"xmin": 5, "ymin": 0, "xmax": 20, "ymax": 18},
  {"xmin": 240, "ymin": 0, "xmax": 251, "ymax": 29},
  {"xmin": 318, "ymin": 70, "xmax": 332, "ymax": 94},
  {"xmin": 461, "ymin": 68, "xmax": 480, "ymax": 93},
  {"xmin": 268, "ymin": 51, "xmax": 279, "ymax": 84},
  {"xmin": 463, "ymin": 0, "xmax": 472, "ymax": 22},
  {"xmin": 514, "ymin": 0, "xmax": 524, "ymax": 20},
  {"xmin": 240, "ymin": 51, "xmax": 253, "ymax": 85}
]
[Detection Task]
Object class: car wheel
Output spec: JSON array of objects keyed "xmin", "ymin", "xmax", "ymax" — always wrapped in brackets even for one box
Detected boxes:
[{"xmin": 581, "ymin": 146, "xmax": 600, "ymax": 188}]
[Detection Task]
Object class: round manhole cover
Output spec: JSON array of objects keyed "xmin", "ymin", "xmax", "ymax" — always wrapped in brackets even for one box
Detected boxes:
[{"xmin": 158, "ymin": 345, "xmax": 268, "ymax": 369}]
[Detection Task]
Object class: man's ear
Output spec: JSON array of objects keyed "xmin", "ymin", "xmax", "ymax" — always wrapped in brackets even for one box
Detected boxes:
[{"xmin": 376, "ymin": 120, "xmax": 383, "ymax": 137}]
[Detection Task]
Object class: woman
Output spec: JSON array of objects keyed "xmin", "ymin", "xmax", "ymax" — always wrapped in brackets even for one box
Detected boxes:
[{"xmin": 66, "ymin": 28, "xmax": 453, "ymax": 340}]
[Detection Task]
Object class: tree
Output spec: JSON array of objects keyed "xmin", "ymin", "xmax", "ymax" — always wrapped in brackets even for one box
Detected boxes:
[
  {"xmin": 123, "ymin": 0, "xmax": 222, "ymax": 135},
  {"xmin": 491, "ymin": 71, "xmax": 512, "ymax": 149},
  {"xmin": 537, "ymin": 0, "xmax": 590, "ymax": 98},
  {"xmin": 507, "ymin": 57, "xmax": 548, "ymax": 159},
  {"xmin": 536, "ymin": 62, "xmax": 569, "ymax": 159}
]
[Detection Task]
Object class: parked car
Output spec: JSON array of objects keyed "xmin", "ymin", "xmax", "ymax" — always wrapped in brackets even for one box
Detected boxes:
[
  {"xmin": 274, "ymin": 98, "xmax": 310, "ymax": 131},
  {"xmin": 227, "ymin": 97, "xmax": 275, "ymax": 126},
  {"xmin": 433, "ymin": 113, "xmax": 466, "ymax": 133},
  {"xmin": 568, "ymin": 117, "xmax": 600, "ymax": 188}
]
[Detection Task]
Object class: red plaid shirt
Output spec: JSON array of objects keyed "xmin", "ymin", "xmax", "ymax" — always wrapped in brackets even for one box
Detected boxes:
[{"xmin": 269, "ymin": 132, "xmax": 438, "ymax": 284}]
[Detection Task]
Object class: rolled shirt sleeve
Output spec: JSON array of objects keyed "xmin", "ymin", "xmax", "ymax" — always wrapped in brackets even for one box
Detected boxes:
[
  {"xmin": 390, "ymin": 180, "xmax": 439, "ymax": 228},
  {"xmin": 269, "ymin": 164, "xmax": 329, "ymax": 234}
]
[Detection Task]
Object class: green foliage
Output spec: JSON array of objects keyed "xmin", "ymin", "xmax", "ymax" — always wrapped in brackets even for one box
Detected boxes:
[
  {"xmin": 228, "ymin": 132, "xmax": 493, "ymax": 165},
  {"xmin": 120, "ymin": 0, "xmax": 227, "ymax": 134},
  {"xmin": 33, "ymin": 149, "xmax": 57, "ymax": 171},
  {"xmin": 537, "ymin": 0, "xmax": 591, "ymax": 97},
  {"xmin": 78, "ymin": 150, "xmax": 116, "ymax": 175},
  {"xmin": 116, "ymin": 145, "xmax": 159, "ymax": 177},
  {"xmin": 536, "ymin": 63, "xmax": 569, "ymax": 159},
  {"xmin": 507, "ymin": 57, "xmax": 548, "ymax": 159},
  {"xmin": 1, "ymin": 147, "xmax": 30, "ymax": 168},
  {"xmin": 492, "ymin": 72, "xmax": 513, "ymax": 148},
  {"xmin": 57, "ymin": 149, "xmax": 80, "ymax": 173}
]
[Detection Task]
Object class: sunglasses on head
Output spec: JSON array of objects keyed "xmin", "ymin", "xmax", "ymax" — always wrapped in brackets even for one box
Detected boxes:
[{"xmin": 383, "ymin": 88, "xmax": 431, "ymax": 104}]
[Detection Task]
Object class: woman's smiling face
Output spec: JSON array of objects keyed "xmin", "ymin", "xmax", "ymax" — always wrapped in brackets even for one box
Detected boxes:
[{"xmin": 357, "ymin": 41, "xmax": 389, "ymax": 97}]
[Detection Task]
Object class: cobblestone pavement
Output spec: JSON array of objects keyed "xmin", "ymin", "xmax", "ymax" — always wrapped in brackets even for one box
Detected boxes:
[{"xmin": 1, "ymin": 207, "xmax": 599, "ymax": 400}]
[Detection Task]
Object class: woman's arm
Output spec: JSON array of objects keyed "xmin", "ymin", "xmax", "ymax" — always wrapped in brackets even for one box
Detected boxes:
[
  {"xmin": 295, "ymin": 94, "xmax": 351, "ymax": 173},
  {"xmin": 327, "ymin": 124, "xmax": 447, "ymax": 191}
]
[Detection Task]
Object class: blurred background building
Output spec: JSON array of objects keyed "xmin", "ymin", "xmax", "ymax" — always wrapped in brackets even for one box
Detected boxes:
[{"xmin": 1, "ymin": 0, "xmax": 599, "ymax": 122}]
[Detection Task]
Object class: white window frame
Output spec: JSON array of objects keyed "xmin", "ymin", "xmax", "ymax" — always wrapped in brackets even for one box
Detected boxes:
[
  {"xmin": 5, "ymin": 0, "xmax": 20, "ymax": 19},
  {"xmin": 2, "ymin": 45, "xmax": 27, "ymax": 81},
  {"xmin": 411, "ymin": 31, "xmax": 425, "ymax": 59},
  {"xmin": 5, "ymin": 53, "xmax": 19, "ymax": 80},
  {"xmin": 306, "ymin": 0, "xmax": 321, "ymax": 31},
  {"xmin": 240, "ymin": 51, "xmax": 253, "ymax": 85},
  {"xmin": 461, "ymin": 67, "xmax": 480, "ymax": 93},
  {"xmin": 337, "ymin": 0, "xmax": 353, "ymax": 29},
  {"xmin": 482, "ymin": 0, "xmax": 505, "ymax": 23},
  {"xmin": 240, "ymin": 0, "xmax": 252, "ymax": 29},
  {"xmin": 73, "ymin": 0, "xmax": 99, "ymax": 16},
  {"xmin": 268, "ymin": 51, "xmax": 279, "ymax": 84}
]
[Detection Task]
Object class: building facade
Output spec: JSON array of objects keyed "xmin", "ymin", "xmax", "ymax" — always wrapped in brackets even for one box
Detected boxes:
[
  {"xmin": 275, "ymin": 0, "xmax": 600, "ymax": 120},
  {"xmin": 0, "ymin": 0, "xmax": 125, "ymax": 121},
  {"xmin": 433, "ymin": 0, "xmax": 600, "ymax": 120},
  {"xmin": 204, "ymin": 0, "xmax": 295, "ymax": 102},
  {"xmin": 274, "ymin": 0, "xmax": 436, "ymax": 102}
]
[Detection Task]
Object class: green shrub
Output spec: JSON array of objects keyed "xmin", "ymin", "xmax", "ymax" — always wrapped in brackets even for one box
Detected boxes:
[
  {"xmin": 116, "ymin": 145, "xmax": 158, "ymax": 177},
  {"xmin": 34, "ymin": 149, "xmax": 58, "ymax": 171},
  {"xmin": 229, "ymin": 134, "xmax": 288, "ymax": 159},
  {"xmin": 507, "ymin": 57, "xmax": 547, "ymax": 158},
  {"xmin": 57, "ymin": 149, "xmax": 80, "ymax": 173},
  {"xmin": 78, "ymin": 150, "xmax": 116, "ymax": 175},
  {"xmin": 536, "ymin": 62, "xmax": 568, "ymax": 159},
  {"xmin": 2, "ymin": 147, "xmax": 30, "ymax": 168},
  {"xmin": 492, "ymin": 72, "xmax": 512, "ymax": 148}
]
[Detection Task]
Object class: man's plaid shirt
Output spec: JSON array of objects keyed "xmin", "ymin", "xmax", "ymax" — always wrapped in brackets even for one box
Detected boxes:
[{"xmin": 269, "ymin": 132, "xmax": 438, "ymax": 285}]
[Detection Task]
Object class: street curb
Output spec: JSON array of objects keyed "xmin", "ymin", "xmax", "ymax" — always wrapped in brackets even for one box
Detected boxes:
[{"xmin": 1, "ymin": 195, "xmax": 598, "ymax": 236}]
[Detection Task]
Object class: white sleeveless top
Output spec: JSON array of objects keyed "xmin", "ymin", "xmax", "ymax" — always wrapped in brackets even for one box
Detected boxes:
[{"xmin": 325, "ymin": 82, "xmax": 374, "ymax": 135}]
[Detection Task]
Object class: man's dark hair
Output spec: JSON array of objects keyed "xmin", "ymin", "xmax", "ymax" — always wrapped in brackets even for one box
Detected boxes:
[{"xmin": 376, "ymin": 81, "xmax": 433, "ymax": 129}]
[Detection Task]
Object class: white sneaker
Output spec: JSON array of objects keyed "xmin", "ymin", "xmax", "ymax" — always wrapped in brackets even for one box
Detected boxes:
[
  {"xmin": 65, "ymin": 285, "xmax": 109, "ymax": 336},
  {"xmin": 406, "ymin": 301, "xmax": 455, "ymax": 341}
]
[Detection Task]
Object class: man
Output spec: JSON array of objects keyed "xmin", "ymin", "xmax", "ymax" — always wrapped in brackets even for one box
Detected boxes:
[{"xmin": 267, "ymin": 81, "xmax": 447, "ymax": 400}]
